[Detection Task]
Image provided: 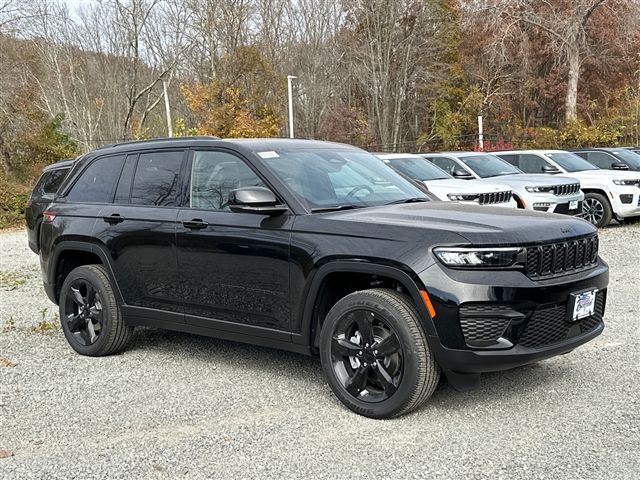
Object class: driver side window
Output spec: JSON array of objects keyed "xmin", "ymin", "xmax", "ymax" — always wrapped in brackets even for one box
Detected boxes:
[
  {"xmin": 190, "ymin": 151, "xmax": 264, "ymax": 211},
  {"xmin": 429, "ymin": 157, "xmax": 459, "ymax": 176}
]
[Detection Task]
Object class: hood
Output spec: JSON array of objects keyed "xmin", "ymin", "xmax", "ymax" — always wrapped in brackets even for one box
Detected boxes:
[
  {"xmin": 568, "ymin": 169, "xmax": 640, "ymax": 180},
  {"xmin": 478, "ymin": 173, "xmax": 580, "ymax": 187},
  {"xmin": 424, "ymin": 178, "xmax": 511, "ymax": 194},
  {"xmin": 323, "ymin": 202, "xmax": 595, "ymax": 246}
]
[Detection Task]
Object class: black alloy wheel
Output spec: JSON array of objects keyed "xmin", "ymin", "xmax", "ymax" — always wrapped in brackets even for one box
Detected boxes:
[
  {"xmin": 63, "ymin": 279, "xmax": 103, "ymax": 346},
  {"xmin": 330, "ymin": 309, "xmax": 403, "ymax": 402},
  {"xmin": 59, "ymin": 265, "xmax": 134, "ymax": 356},
  {"xmin": 320, "ymin": 289, "xmax": 440, "ymax": 418}
]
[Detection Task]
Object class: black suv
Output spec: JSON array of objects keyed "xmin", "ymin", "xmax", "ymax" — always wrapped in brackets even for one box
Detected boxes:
[
  {"xmin": 26, "ymin": 159, "xmax": 74, "ymax": 253},
  {"xmin": 39, "ymin": 138, "xmax": 608, "ymax": 418}
]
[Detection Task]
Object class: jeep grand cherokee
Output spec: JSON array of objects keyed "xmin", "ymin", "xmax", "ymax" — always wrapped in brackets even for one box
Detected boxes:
[{"xmin": 38, "ymin": 137, "xmax": 608, "ymax": 418}]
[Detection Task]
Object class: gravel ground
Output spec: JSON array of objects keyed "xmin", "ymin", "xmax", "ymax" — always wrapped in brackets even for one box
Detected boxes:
[{"xmin": 1, "ymin": 225, "xmax": 639, "ymax": 479}]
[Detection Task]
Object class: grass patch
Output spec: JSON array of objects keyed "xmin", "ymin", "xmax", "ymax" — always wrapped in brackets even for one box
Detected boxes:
[
  {"xmin": 0, "ymin": 271, "xmax": 26, "ymax": 290},
  {"xmin": 2, "ymin": 316, "xmax": 16, "ymax": 332}
]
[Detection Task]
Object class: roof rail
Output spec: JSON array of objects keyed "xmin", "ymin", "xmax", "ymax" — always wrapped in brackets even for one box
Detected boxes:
[{"xmin": 95, "ymin": 136, "xmax": 221, "ymax": 150}]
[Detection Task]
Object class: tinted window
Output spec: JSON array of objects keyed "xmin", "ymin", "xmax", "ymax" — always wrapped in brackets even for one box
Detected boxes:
[
  {"xmin": 131, "ymin": 151, "xmax": 184, "ymax": 206},
  {"xmin": 586, "ymin": 152, "xmax": 616, "ymax": 169},
  {"xmin": 114, "ymin": 155, "xmax": 137, "ymax": 204},
  {"xmin": 546, "ymin": 152, "xmax": 598, "ymax": 172},
  {"xmin": 497, "ymin": 154, "xmax": 517, "ymax": 165},
  {"xmin": 429, "ymin": 157, "xmax": 462, "ymax": 176},
  {"xmin": 190, "ymin": 151, "xmax": 264, "ymax": 210},
  {"xmin": 66, "ymin": 155, "xmax": 125, "ymax": 203},
  {"xmin": 609, "ymin": 150, "xmax": 640, "ymax": 169},
  {"xmin": 517, "ymin": 154, "xmax": 549, "ymax": 173},
  {"xmin": 458, "ymin": 154, "xmax": 522, "ymax": 178},
  {"xmin": 34, "ymin": 168, "xmax": 70, "ymax": 197},
  {"xmin": 385, "ymin": 157, "xmax": 450, "ymax": 181}
]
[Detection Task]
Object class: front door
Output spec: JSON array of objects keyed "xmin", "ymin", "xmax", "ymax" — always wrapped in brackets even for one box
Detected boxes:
[{"xmin": 176, "ymin": 149, "xmax": 293, "ymax": 334}]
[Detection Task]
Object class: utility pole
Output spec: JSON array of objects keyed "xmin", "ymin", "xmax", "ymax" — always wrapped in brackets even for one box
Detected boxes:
[
  {"xmin": 163, "ymin": 79, "xmax": 173, "ymax": 138},
  {"xmin": 287, "ymin": 75, "xmax": 297, "ymax": 138}
]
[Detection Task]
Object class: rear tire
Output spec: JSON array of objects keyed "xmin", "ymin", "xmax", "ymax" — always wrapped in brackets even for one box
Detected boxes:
[
  {"xmin": 319, "ymin": 288, "xmax": 439, "ymax": 418},
  {"xmin": 59, "ymin": 264, "xmax": 133, "ymax": 356},
  {"xmin": 582, "ymin": 193, "xmax": 612, "ymax": 228}
]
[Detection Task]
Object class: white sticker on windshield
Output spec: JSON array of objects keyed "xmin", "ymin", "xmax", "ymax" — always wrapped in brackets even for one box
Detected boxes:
[{"xmin": 257, "ymin": 151, "xmax": 279, "ymax": 159}]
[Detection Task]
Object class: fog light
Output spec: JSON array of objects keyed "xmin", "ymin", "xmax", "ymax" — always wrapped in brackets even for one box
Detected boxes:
[{"xmin": 620, "ymin": 194, "xmax": 633, "ymax": 204}]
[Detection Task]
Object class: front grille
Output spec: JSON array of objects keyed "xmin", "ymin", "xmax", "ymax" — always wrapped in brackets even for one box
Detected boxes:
[
  {"xmin": 554, "ymin": 183, "xmax": 581, "ymax": 196},
  {"xmin": 525, "ymin": 235, "xmax": 599, "ymax": 279},
  {"xmin": 519, "ymin": 291, "xmax": 605, "ymax": 348},
  {"xmin": 478, "ymin": 191, "xmax": 512, "ymax": 205}
]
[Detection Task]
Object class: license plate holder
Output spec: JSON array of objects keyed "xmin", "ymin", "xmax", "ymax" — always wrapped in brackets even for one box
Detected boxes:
[
  {"xmin": 568, "ymin": 289, "xmax": 598, "ymax": 322},
  {"xmin": 569, "ymin": 200, "xmax": 579, "ymax": 210}
]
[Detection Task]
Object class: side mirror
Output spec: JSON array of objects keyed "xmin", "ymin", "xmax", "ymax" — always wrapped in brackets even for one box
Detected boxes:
[
  {"xmin": 452, "ymin": 169, "xmax": 473, "ymax": 179},
  {"xmin": 542, "ymin": 164, "xmax": 561, "ymax": 174},
  {"xmin": 611, "ymin": 162, "xmax": 629, "ymax": 170},
  {"xmin": 228, "ymin": 187, "xmax": 288, "ymax": 215}
]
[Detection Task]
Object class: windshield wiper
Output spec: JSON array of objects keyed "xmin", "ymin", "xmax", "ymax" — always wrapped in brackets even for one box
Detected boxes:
[
  {"xmin": 311, "ymin": 204, "xmax": 366, "ymax": 213},
  {"xmin": 386, "ymin": 197, "xmax": 430, "ymax": 205}
]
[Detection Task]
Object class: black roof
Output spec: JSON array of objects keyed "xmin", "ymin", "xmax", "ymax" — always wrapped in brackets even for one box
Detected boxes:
[
  {"xmin": 42, "ymin": 158, "xmax": 75, "ymax": 171},
  {"xmin": 569, "ymin": 147, "xmax": 625, "ymax": 152},
  {"xmin": 90, "ymin": 137, "xmax": 359, "ymax": 157}
]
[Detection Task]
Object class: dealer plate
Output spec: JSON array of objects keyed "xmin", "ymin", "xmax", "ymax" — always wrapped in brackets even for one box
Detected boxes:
[
  {"xmin": 569, "ymin": 200, "xmax": 579, "ymax": 210},
  {"xmin": 569, "ymin": 289, "xmax": 597, "ymax": 322}
]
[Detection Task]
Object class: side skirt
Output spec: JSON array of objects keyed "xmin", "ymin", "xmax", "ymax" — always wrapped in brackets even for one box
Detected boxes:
[{"xmin": 121, "ymin": 305, "xmax": 313, "ymax": 356}]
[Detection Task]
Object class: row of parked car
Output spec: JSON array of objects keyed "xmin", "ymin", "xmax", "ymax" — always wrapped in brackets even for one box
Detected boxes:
[
  {"xmin": 25, "ymin": 146, "xmax": 640, "ymax": 254},
  {"xmin": 375, "ymin": 147, "xmax": 640, "ymax": 228}
]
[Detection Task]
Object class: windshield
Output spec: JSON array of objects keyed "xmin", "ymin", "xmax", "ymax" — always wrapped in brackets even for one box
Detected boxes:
[
  {"xmin": 385, "ymin": 157, "xmax": 450, "ymax": 181},
  {"xmin": 546, "ymin": 152, "xmax": 599, "ymax": 172},
  {"xmin": 257, "ymin": 148, "xmax": 429, "ymax": 210},
  {"xmin": 610, "ymin": 150, "xmax": 640, "ymax": 169},
  {"xmin": 458, "ymin": 154, "xmax": 522, "ymax": 178}
]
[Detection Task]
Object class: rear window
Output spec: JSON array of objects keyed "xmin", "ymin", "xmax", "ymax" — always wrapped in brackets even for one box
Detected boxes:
[
  {"xmin": 34, "ymin": 167, "xmax": 70, "ymax": 197},
  {"xmin": 66, "ymin": 155, "xmax": 125, "ymax": 203}
]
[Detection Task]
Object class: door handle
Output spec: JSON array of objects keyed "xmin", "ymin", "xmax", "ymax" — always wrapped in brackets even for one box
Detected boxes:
[
  {"xmin": 103, "ymin": 214, "xmax": 124, "ymax": 224},
  {"xmin": 182, "ymin": 219, "xmax": 209, "ymax": 230}
]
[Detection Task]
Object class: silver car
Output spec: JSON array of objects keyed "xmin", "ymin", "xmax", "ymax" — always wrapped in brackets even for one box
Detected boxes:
[{"xmin": 419, "ymin": 152, "xmax": 584, "ymax": 215}]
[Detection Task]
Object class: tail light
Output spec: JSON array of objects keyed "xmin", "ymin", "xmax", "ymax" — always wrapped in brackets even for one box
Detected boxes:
[{"xmin": 42, "ymin": 211, "xmax": 56, "ymax": 222}]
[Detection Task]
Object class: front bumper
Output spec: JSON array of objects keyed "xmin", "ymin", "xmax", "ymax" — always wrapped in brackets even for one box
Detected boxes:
[
  {"xmin": 521, "ymin": 191, "xmax": 584, "ymax": 215},
  {"xmin": 609, "ymin": 187, "xmax": 640, "ymax": 218},
  {"xmin": 419, "ymin": 258, "xmax": 608, "ymax": 374}
]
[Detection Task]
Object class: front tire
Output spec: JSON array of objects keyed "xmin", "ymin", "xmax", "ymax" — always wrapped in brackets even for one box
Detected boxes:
[
  {"xmin": 582, "ymin": 192, "xmax": 612, "ymax": 228},
  {"xmin": 59, "ymin": 264, "xmax": 133, "ymax": 356},
  {"xmin": 319, "ymin": 289, "xmax": 439, "ymax": 418}
]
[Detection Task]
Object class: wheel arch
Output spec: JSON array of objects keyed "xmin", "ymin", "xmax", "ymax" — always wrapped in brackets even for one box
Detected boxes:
[
  {"xmin": 298, "ymin": 261, "xmax": 437, "ymax": 349},
  {"xmin": 49, "ymin": 240, "xmax": 123, "ymax": 304}
]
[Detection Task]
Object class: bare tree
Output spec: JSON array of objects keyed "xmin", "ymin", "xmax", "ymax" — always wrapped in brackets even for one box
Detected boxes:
[{"xmin": 492, "ymin": 0, "xmax": 608, "ymax": 122}]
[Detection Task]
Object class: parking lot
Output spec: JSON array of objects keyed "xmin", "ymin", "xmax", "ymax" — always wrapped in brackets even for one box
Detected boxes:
[{"xmin": 0, "ymin": 224, "xmax": 639, "ymax": 480}]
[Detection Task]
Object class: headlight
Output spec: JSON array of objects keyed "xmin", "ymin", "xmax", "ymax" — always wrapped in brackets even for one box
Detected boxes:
[
  {"xmin": 447, "ymin": 193, "xmax": 465, "ymax": 201},
  {"xmin": 433, "ymin": 247, "xmax": 521, "ymax": 268},
  {"xmin": 525, "ymin": 185, "xmax": 553, "ymax": 193},
  {"xmin": 612, "ymin": 179, "xmax": 640, "ymax": 186}
]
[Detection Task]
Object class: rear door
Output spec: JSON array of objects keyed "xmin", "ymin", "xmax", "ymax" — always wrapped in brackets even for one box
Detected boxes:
[
  {"xmin": 93, "ymin": 149, "xmax": 187, "ymax": 318},
  {"xmin": 176, "ymin": 148, "xmax": 293, "ymax": 336}
]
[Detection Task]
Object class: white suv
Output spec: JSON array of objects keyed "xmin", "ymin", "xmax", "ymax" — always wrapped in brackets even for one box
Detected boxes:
[
  {"xmin": 495, "ymin": 150, "xmax": 640, "ymax": 227},
  {"xmin": 376, "ymin": 153, "xmax": 517, "ymax": 208},
  {"xmin": 420, "ymin": 152, "xmax": 584, "ymax": 217}
]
